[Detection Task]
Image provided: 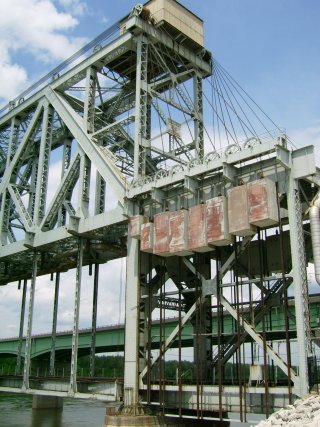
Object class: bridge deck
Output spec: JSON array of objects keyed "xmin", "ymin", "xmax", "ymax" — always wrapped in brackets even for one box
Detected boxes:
[{"xmin": 1, "ymin": 295, "xmax": 320, "ymax": 359}]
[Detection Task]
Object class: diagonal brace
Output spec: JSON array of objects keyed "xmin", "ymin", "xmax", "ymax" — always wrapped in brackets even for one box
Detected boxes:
[
  {"xmin": 7, "ymin": 184, "xmax": 34, "ymax": 232},
  {"xmin": 139, "ymin": 237, "xmax": 253, "ymax": 385},
  {"xmin": 220, "ymin": 294, "xmax": 299, "ymax": 388},
  {"xmin": 40, "ymin": 153, "xmax": 81, "ymax": 230},
  {"xmin": 45, "ymin": 87, "xmax": 126, "ymax": 204},
  {"xmin": 0, "ymin": 101, "xmax": 44, "ymax": 194}
]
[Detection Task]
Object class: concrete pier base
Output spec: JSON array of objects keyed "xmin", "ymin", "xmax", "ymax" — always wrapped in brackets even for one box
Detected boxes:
[
  {"xmin": 104, "ymin": 414, "xmax": 167, "ymax": 426},
  {"xmin": 32, "ymin": 395, "xmax": 63, "ymax": 409},
  {"xmin": 104, "ymin": 413, "xmax": 230, "ymax": 427},
  {"xmin": 104, "ymin": 415, "xmax": 230, "ymax": 426},
  {"xmin": 103, "ymin": 405, "xmax": 230, "ymax": 426},
  {"xmin": 104, "ymin": 406, "xmax": 177, "ymax": 427}
]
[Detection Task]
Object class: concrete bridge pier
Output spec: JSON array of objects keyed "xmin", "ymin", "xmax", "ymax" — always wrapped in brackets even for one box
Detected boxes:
[
  {"xmin": 103, "ymin": 405, "xmax": 166, "ymax": 427},
  {"xmin": 103, "ymin": 406, "xmax": 230, "ymax": 427},
  {"xmin": 104, "ymin": 414, "xmax": 230, "ymax": 427},
  {"xmin": 32, "ymin": 395, "xmax": 63, "ymax": 410},
  {"xmin": 104, "ymin": 414, "xmax": 166, "ymax": 426}
]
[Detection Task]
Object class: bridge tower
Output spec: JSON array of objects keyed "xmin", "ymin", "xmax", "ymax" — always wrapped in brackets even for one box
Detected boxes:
[{"xmin": 0, "ymin": 0, "xmax": 318, "ymax": 425}]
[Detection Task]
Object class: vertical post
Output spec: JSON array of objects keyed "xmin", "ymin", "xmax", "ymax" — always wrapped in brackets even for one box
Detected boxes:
[
  {"xmin": 49, "ymin": 272, "xmax": 60, "ymax": 376},
  {"xmin": 287, "ymin": 173, "xmax": 311, "ymax": 397},
  {"xmin": 76, "ymin": 66, "xmax": 96, "ymax": 218},
  {"xmin": 6, "ymin": 117, "xmax": 20, "ymax": 168},
  {"xmin": 84, "ymin": 67, "xmax": 97, "ymax": 134},
  {"xmin": 133, "ymin": 36, "xmax": 149, "ymax": 179},
  {"xmin": 0, "ymin": 191, "xmax": 9, "ymax": 245},
  {"xmin": 124, "ymin": 236, "xmax": 140, "ymax": 406},
  {"xmin": 94, "ymin": 173, "xmax": 105, "ymax": 215},
  {"xmin": 16, "ymin": 279, "xmax": 27, "ymax": 375},
  {"xmin": 22, "ymin": 252, "xmax": 38, "ymax": 390},
  {"xmin": 77, "ymin": 150, "xmax": 91, "ymax": 218},
  {"xmin": 69, "ymin": 238, "xmax": 84, "ymax": 395},
  {"xmin": 83, "ymin": 66, "xmax": 106, "ymax": 217},
  {"xmin": 193, "ymin": 256, "xmax": 212, "ymax": 384},
  {"xmin": 27, "ymin": 156, "xmax": 39, "ymax": 221},
  {"xmin": 90, "ymin": 263, "xmax": 99, "ymax": 377},
  {"xmin": 193, "ymin": 72, "xmax": 204, "ymax": 161},
  {"xmin": 58, "ymin": 138, "xmax": 72, "ymax": 227},
  {"xmin": 33, "ymin": 103, "xmax": 53, "ymax": 225},
  {"xmin": 126, "ymin": 34, "xmax": 150, "ymax": 406}
]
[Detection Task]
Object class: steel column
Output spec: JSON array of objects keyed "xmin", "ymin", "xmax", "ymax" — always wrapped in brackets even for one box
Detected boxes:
[
  {"xmin": 94, "ymin": 173, "xmax": 105, "ymax": 214},
  {"xmin": 287, "ymin": 173, "xmax": 312, "ymax": 397},
  {"xmin": 133, "ymin": 36, "xmax": 149, "ymax": 179},
  {"xmin": 123, "ymin": 236, "xmax": 140, "ymax": 406},
  {"xmin": 58, "ymin": 138, "xmax": 72, "ymax": 227},
  {"xmin": 77, "ymin": 149, "xmax": 91, "ymax": 218},
  {"xmin": 69, "ymin": 238, "xmax": 84, "ymax": 394},
  {"xmin": 27, "ymin": 154, "xmax": 39, "ymax": 221},
  {"xmin": 193, "ymin": 72, "xmax": 204, "ymax": 160},
  {"xmin": 22, "ymin": 252, "xmax": 38, "ymax": 390},
  {"xmin": 34, "ymin": 103, "xmax": 53, "ymax": 224},
  {"xmin": 84, "ymin": 67, "xmax": 97, "ymax": 134},
  {"xmin": 89, "ymin": 263, "xmax": 99, "ymax": 377},
  {"xmin": 49, "ymin": 272, "xmax": 60, "ymax": 376},
  {"xmin": 0, "ymin": 190, "xmax": 10, "ymax": 245},
  {"xmin": 16, "ymin": 279, "xmax": 27, "ymax": 375},
  {"xmin": 6, "ymin": 117, "xmax": 20, "ymax": 168}
]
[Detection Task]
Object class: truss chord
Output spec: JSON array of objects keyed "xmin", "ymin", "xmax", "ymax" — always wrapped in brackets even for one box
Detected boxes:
[{"xmin": 0, "ymin": 22, "xmax": 119, "ymax": 116}]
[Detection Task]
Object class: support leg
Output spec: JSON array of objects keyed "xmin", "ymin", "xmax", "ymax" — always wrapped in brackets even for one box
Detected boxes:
[
  {"xmin": 123, "ymin": 237, "xmax": 140, "ymax": 407},
  {"xmin": 16, "ymin": 279, "xmax": 27, "ymax": 375},
  {"xmin": 90, "ymin": 263, "xmax": 99, "ymax": 377},
  {"xmin": 50, "ymin": 272, "xmax": 60, "ymax": 376},
  {"xmin": 287, "ymin": 176, "xmax": 312, "ymax": 397},
  {"xmin": 22, "ymin": 252, "xmax": 38, "ymax": 390},
  {"xmin": 69, "ymin": 238, "xmax": 83, "ymax": 395}
]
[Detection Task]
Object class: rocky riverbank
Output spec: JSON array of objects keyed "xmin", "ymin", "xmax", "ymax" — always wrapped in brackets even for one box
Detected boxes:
[{"xmin": 255, "ymin": 394, "xmax": 320, "ymax": 426}]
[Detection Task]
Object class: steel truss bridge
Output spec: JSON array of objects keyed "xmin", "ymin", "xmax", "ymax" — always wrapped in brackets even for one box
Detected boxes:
[
  {"xmin": 0, "ymin": 0, "xmax": 320, "ymax": 424},
  {"xmin": 3, "ymin": 295, "xmax": 320, "ymax": 360}
]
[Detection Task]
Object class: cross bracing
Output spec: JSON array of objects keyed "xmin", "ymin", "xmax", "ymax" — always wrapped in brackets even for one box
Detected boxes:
[{"xmin": 0, "ymin": 11, "xmax": 213, "ymax": 287}]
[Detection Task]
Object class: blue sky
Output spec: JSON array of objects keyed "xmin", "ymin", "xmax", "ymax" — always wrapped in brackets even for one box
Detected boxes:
[
  {"xmin": 1, "ymin": 0, "xmax": 320, "ymax": 132},
  {"xmin": 1, "ymin": 0, "xmax": 320, "ymax": 145},
  {"xmin": 0, "ymin": 0, "xmax": 320, "ymax": 338}
]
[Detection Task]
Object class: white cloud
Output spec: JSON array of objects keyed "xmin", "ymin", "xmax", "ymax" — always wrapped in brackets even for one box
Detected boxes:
[
  {"xmin": 0, "ymin": 0, "xmax": 87, "ymax": 103},
  {"xmin": 0, "ymin": 257, "xmax": 126, "ymax": 339},
  {"xmin": 290, "ymin": 122, "xmax": 320, "ymax": 148},
  {"xmin": 0, "ymin": 63, "xmax": 27, "ymax": 100},
  {"xmin": 100, "ymin": 16, "xmax": 110, "ymax": 25},
  {"xmin": 289, "ymin": 122, "xmax": 320, "ymax": 163},
  {"xmin": 57, "ymin": 0, "xmax": 88, "ymax": 16}
]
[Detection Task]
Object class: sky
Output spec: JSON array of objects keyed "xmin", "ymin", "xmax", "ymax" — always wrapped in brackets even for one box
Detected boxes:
[{"xmin": 0, "ymin": 0, "xmax": 320, "ymax": 343}]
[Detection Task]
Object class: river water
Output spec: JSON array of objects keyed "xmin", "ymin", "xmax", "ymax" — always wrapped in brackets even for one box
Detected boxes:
[
  {"xmin": 0, "ymin": 393, "xmax": 262, "ymax": 426},
  {"xmin": 0, "ymin": 393, "xmax": 106, "ymax": 427}
]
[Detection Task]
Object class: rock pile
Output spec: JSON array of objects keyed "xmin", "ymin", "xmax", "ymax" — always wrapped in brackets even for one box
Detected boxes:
[{"xmin": 255, "ymin": 394, "xmax": 320, "ymax": 426}]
